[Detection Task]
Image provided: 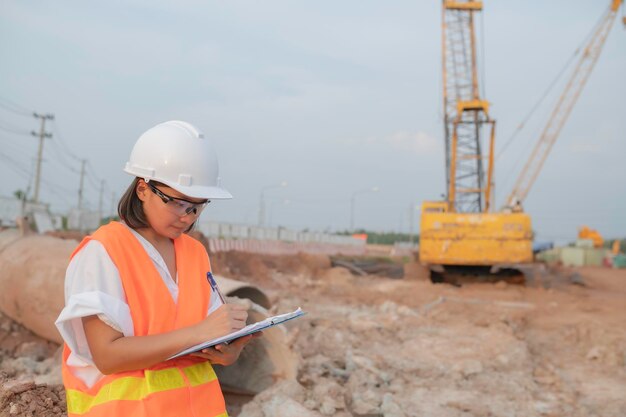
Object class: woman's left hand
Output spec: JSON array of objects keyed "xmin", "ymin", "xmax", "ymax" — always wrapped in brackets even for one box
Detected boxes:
[{"xmin": 190, "ymin": 332, "xmax": 262, "ymax": 366}]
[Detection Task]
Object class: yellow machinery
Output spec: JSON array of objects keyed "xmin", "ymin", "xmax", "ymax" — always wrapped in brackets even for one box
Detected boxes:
[
  {"xmin": 420, "ymin": 201, "xmax": 532, "ymax": 266},
  {"xmin": 420, "ymin": 0, "xmax": 623, "ymax": 273},
  {"xmin": 578, "ymin": 226, "xmax": 604, "ymax": 248}
]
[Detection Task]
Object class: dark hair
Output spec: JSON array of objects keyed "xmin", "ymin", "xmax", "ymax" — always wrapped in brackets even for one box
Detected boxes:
[{"xmin": 117, "ymin": 178, "xmax": 197, "ymax": 233}]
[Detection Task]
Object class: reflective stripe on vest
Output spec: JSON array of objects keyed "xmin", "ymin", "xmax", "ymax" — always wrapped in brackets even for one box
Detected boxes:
[
  {"xmin": 66, "ymin": 362, "xmax": 220, "ymax": 415},
  {"xmin": 63, "ymin": 222, "xmax": 226, "ymax": 417}
]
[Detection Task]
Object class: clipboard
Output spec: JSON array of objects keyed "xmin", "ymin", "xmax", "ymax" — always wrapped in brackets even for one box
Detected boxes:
[{"xmin": 168, "ymin": 307, "xmax": 305, "ymax": 360}]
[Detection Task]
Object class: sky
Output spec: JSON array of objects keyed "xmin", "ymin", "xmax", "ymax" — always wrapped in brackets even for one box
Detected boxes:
[{"xmin": 0, "ymin": 0, "xmax": 624, "ymax": 243}]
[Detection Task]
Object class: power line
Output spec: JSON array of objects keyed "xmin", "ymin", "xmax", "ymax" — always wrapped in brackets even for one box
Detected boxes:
[
  {"xmin": 85, "ymin": 173, "xmax": 101, "ymax": 189},
  {"xmin": 0, "ymin": 150, "xmax": 32, "ymax": 180},
  {"xmin": 48, "ymin": 138, "xmax": 81, "ymax": 174},
  {"xmin": 40, "ymin": 178, "xmax": 74, "ymax": 207},
  {"xmin": 496, "ymin": 18, "xmax": 601, "ymax": 204},
  {"xmin": 50, "ymin": 121, "xmax": 82, "ymax": 162},
  {"xmin": 0, "ymin": 123, "xmax": 31, "ymax": 136},
  {"xmin": 0, "ymin": 134, "xmax": 36, "ymax": 154},
  {"xmin": 495, "ymin": 9, "xmax": 606, "ymax": 161},
  {"xmin": 49, "ymin": 120, "xmax": 106, "ymax": 211},
  {"xmin": 0, "ymin": 148, "xmax": 76, "ymax": 207},
  {"xmin": 86, "ymin": 160, "xmax": 103, "ymax": 185},
  {"xmin": 495, "ymin": 51, "xmax": 579, "ymax": 161},
  {"xmin": 0, "ymin": 97, "xmax": 33, "ymax": 117},
  {"xmin": 50, "ymin": 122, "xmax": 106, "ymax": 192},
  {"xmin": 55, "ymin": 125, "xmax": 105, "ymax": 182},
  {"xmin": 41, "ymin": 179, "xmax": 74, "ymax": 195}
]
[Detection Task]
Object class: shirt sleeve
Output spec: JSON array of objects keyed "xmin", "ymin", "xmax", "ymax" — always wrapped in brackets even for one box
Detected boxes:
[{"xmin": 55, "ymin": 240, "xmax": 134, "ymax": 366}]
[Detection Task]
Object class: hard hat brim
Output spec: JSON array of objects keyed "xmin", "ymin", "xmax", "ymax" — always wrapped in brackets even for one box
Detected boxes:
[
  {"xmin": 159, "ymin": 181, "xmax": 233, "ymax": 200},
  {"xmin": 124, "ymin": 167, "xmax": 233, "ymax": 200}
]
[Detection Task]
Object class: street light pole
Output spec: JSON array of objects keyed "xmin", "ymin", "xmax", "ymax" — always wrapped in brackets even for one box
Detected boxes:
[
  {"xmin": 258, "ymin": 189, "xmax": 266, "ymax": 226},
  {"xmin": 258, "ymin": 181, "xmax": 287, "ymax": 226},
  {"xmin": 350, "ymin": 194, "xmax": 356, "ymax": 231},
  {"xmin": 409, "ymin": 204, "xmax": 420, "ymax": 245},
  {"xmin": 268, "ymin": 199, "xmax": 290, "ymax": 227},
  {"xmin": 350, "ymin": 186, "xmax": 379, "ymax": 231}
]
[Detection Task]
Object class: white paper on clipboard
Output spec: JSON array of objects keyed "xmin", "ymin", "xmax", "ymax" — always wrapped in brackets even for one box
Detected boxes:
[{"xmin": 169, "ymin": 307, "xmax": 305, "ymax": 359}]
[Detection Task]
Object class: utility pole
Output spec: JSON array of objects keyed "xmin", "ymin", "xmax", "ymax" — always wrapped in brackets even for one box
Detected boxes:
[
  {"xmin": 110, "ymin": 191, "xmax": 116, "ymax": 219},
  {"xmin": 98, "ymin": 180, "xmax": 105, "ymax": 226},
  {"xmin": 78, "ymin": 159, "xmax": 86, "ymax": 211},
  {"xmin": 258, "ymin": 189, "xmax": 266, "ymax": 226},
  {"xmin": 350, "ymin": 186, "xmax": 379, "ymax": 231},
  {"xmin": 78, "ymin": 159, "xmax": 86, "ymax": 231},
  {"xmin": 258, "ymin": 181, "xmax": 287, "ymax": 226},
  {"xmin": 30, "ymin": 113, "xmax": 54, "ymax": 204},
  {"xmin": 409, "ymin": 204, "xmax": 414, "ymax": 245}
]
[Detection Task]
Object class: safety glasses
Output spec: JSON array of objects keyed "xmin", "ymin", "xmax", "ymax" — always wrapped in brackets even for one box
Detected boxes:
[{"xmin": 146, "ymin": 181, "xmax": 209, "ymax": 217}]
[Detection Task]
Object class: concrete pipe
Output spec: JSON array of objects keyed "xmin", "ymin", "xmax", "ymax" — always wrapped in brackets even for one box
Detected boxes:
[
  {"xmin": 0, "ymin": 230, "xmax": 74, "ymax": 344},
  {"xmin": 0, "ymin": 229, "xmax": 297, "ymax": 394}
]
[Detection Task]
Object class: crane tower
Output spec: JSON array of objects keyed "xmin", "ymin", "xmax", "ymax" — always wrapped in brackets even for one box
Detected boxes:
[{"xmin": 442, "ymin": 1, "xmax": 495, "ymax": 213}]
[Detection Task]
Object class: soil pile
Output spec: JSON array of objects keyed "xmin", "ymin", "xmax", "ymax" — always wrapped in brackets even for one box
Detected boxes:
[{"xmin": 0, "ymin": 313, "xmax": 64, "ymax": 417}]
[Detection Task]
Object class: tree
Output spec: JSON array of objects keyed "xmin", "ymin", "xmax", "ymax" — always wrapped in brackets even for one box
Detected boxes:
[{"xmin": 13, "ymin": 189, "xmax": 27, "ymax": 201}]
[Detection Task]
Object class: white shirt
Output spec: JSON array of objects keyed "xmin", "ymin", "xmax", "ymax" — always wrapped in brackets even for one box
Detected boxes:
[{"xmin": 55, "ymin": 225, "xmax": 221, "ymax": 388}]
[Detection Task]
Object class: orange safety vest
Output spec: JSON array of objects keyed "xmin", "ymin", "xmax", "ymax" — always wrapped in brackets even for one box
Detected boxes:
[{"xmin": 62, "ymin": 222, "xmax": 227, "ymax": 417}]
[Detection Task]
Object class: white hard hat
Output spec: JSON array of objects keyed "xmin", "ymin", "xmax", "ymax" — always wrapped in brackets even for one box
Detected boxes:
[{"xmin": 124, "ymin": 120, "xmax": 232, "ymax": 200}]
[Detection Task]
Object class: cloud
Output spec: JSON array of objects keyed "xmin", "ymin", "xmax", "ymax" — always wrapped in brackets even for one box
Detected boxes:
[{"xmin": 382, "ymin": 131, "xmax": 439, "ymax": 155}]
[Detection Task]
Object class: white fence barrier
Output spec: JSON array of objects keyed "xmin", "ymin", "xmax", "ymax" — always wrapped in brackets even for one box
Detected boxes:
[
  {"xmin": 197, "ymin": 221, "xmax": 366, "ymax": 256},
  {"xmin": 197, "ymin": 221, "xmax": 364, "ymax": 246},
  {"xmin": 207, "ymin": 238, "xmax": 366, "ymax": 256}
]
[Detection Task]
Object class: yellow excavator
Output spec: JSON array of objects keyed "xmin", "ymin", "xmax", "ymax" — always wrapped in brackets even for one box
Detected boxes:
[
  {"xmin": 419, "ymin": 0, "xmax": 624, "ymax": 280},
  {"xmin": 578, "ymin": 226, "xmax": 604, "ymax": 248}
]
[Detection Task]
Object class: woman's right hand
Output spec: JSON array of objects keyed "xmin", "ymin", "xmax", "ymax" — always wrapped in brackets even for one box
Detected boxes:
[{"xmin": 194, "ymin": 304, "xmax": 248, "ymax": 342}]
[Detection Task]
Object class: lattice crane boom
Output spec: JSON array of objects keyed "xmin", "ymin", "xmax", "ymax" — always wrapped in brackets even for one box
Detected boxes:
[
  {"xmin": 442, "ymin": 0, "xmax": 495, "ymax": 213},
  {"xmin": 505, "ymin": 0, "xmax": 624, "ymax": 209}
]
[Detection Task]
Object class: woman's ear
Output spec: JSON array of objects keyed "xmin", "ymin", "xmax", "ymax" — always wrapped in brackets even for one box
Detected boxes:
[{"xmin": 136, "ymin": 179, "xmax": 148, "ymax": 202}]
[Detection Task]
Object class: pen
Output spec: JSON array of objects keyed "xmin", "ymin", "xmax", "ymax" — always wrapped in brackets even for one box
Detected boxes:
[{"xmin": 206, "ymin": 271, "xmax": 226, "ymax": 305}]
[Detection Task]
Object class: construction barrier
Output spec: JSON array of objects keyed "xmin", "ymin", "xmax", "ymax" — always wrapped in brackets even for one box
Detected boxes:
[
  {"xmin": 207, "ymin": 238, "xmax": 366, "ymax": 256},
  {"xmin": 197, "ymin": 221, "xmax": 366, "ymax": 256}
]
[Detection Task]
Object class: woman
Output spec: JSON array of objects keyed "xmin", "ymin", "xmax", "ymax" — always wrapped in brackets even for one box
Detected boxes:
[{"xmin": 56, "ymin": 120, "xmax": 256, "ymax": 416}]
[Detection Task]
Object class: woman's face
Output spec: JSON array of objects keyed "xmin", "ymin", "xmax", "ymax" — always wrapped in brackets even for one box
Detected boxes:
[{"xmin": 136, "ymin": 180, "xmax": 206, "ymax": 239}]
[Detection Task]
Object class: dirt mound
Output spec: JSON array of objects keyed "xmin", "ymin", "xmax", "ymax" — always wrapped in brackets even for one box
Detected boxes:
[
  {"xmin": 210, "ymin": 251, "xmax": 331, "ymax": 286},
  {"xmin": 43, "ymin": 230, "xmax": 85, "ymax": 242},
  {"xmin": 0, "ymin": 311, "xmax": 64, "ymax": 417},
  {"xmin": 0, "ymin": 376, "xmax": 65, "ymax": 417}
]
